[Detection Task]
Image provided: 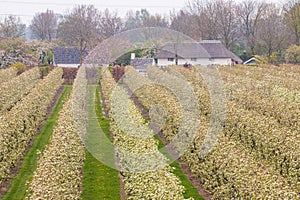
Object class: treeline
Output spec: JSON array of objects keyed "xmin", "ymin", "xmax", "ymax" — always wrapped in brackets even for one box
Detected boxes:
[{"xmin": 1, "ymin": 0, "xmax": 300, "ymax": 63}]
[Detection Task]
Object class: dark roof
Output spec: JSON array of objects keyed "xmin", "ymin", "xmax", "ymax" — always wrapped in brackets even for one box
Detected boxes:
[
  {"xmin": 130, "ymin": 58, "xmax": 154, "ymax": 67},
  {"xmin": 156, "ymin": 40, "xmax": 242, "ymax": 63},
  {"xmin": 199, "ymin": 40, "xmax": 228, "ymax": 58},
  {"xmin": 155, "ymin": 50, "xmax": 183, "ymax": 59},
  {"xmin": 155, "ymin": 43, "xmax": 210, "ymax": 59},
  {"xmin": 229, "ymin": 51, "xmax": 243, "ymax": 64},
  {"xmin": 199, "ymin": 40, "xmax": 242, "ymax": 63},
  {"xmin": 54, "ymin": 47, "xmax": 88, "ymax": 64}
]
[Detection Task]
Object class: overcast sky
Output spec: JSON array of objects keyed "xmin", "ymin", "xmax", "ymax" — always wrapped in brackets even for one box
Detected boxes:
[{"xmin": 0, "ymin": 0, "xmax": 284, "ymax": 25}]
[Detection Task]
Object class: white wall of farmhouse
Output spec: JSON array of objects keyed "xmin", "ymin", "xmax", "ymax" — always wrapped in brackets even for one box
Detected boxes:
[
  {"xmin": 56, "ymin": 64, "xmax": 80, "ymax": 68},
  {"xmin": 179, "ymin": 58, "xmax": 211, "ymax": 66},
  {"xmin": 210, "ymin": 58, "xmax": 232, "ymax": 66},
  {"xmin": 157, "ymin": 58, "xmax": 232, "ymax": 66},
  {"xmin": 157, "ymin": 58, "xmax": 175, "ymax": 66}
]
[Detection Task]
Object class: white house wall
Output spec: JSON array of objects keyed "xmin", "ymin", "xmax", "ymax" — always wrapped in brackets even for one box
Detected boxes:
[
  {"xmin": 210, "ymin": 58, "xmax": 232, "ymax": 66},
  {"xmin": 157, "ymin": 58, "xmax": 230, "ymax": 66},
  {"xmin": 56, "ymin": 64, "xmax": 79, "ymax": 68},
  {"xmin": 178, "ymin": 58, "xmax": 211, "ymax": 66},
  {"xmin": 157, "ymin": 59, "xmax": 176, "ymax": 66}
]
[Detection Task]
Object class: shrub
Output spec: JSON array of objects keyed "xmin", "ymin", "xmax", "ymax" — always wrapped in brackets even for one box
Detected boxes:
[
  {"xmin": 0, "ymin": 38, "xmax": 36, "ymax": 68},
  {"xmin": 39, "ymin": 66, "xmax": 51, "ymax": 78},
  {"xmin": 285, "ymin": 45, "xmax": 300, "ymax": 64},
  {"xmin": 62, "ymin": 67, "xmax": 78, "ymax": 85},
  {"xmin": 8, "ymin": 62, "xmax": 26, "ymax": 74},
  {"xmin": 112, "ymin": 66, "xmax": 124, "ymax": 82}
]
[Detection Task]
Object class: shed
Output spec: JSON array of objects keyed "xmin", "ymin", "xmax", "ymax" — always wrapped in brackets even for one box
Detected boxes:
[{"xmin": 54, "ymin": 47, "xmax": 88, "ymax": 68}]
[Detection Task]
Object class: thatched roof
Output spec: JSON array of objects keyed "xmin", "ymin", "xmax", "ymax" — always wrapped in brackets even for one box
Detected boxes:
[
  {"xmin": 155, "ymin": 40, "xmax": 242, "ymax": 63},
  {"xmin": 199, "ymin": 40, "xmax": 229, "ymax": 58},
  {"xmin": 200, "ymin": 40, "xmax": 242, "ymax": 63},
  {"xmin": 156, "ymin": 43, "xmax": 210, "ymax": 59}
]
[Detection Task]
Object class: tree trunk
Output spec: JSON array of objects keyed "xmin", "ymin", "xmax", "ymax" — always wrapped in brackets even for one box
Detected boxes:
[
  {"xmin": 80, "ymin": 39, "xmax": 83, "ymax": 66},
  {"xmin": 267, "ymin": 49, "xmax": 271, "ymax": 63},
  {"xmin": 295, "ymin": 26, "xmax": 299, "ymax": 45}
]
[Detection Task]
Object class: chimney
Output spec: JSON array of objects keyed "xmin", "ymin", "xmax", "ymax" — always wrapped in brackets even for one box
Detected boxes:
[{"xmin": 131, "ymin": 53, "xmax": 135, "ymax": 60}]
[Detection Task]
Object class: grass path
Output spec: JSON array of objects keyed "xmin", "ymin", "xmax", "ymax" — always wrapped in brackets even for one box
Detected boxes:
[
  {"xmin": 154, "ymin": 135, "xmax": 205, "ymax": 200},
  {"xmin": 81, "ymin": 85, "xmax": 120, "ymax": 200},
  {"xmin": 2, "ymin": 86, "xmax": 72, "ymax": 200},
  {"xmin": 129, "ymin": 87, "xmax": 205, "ymax": 199}
]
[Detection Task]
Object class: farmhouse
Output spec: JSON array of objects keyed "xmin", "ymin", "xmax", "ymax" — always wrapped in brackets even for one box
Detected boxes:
[
  {"xmin": 155, "ymin": 40, "xmax": 242, "ymax": 66},
  {"xmin": 54, "ymin": 47, "xmax": 88, "ymax": 68}
]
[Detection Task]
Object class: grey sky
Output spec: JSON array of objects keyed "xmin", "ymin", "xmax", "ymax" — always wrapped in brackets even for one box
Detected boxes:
[{"xmin": 0, "ymin": 0, "xmax": 283, "ymax": 25}]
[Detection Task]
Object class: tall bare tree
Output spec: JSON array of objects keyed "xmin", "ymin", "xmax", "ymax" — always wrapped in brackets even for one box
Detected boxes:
[
  {"xmin": 124, "ymin": 9, "xmax": 169, "ymax": 30},
  {"xmin": 283, "ymin": 0, "xmax": 300, "ymax": 45},
  {"xmin": 57, "ymin": 5, "xmax": 101, "ymax": 64},
  {"xmin": 186, "ymin": 0, "xmax": 220, "ymax": 40},
  {"xmin": 257, "ymin": 4, "xmax": 290, "ymax": 63},
  {"xmin": 0, "ymin": 15, "xmax": 25, "ymax": 38},
  {"xmin": 237, "ymin": 0, "xmax": 268, "ymax": 54},
  {"xmin": 30, "ymin": 10, "xmax": 58, "ymax": 41},
  {"xmin": 215, "ymin": 0, "xmax": 240, "ymax": 48},
  {"xmin": 170, "ymin": 10, "xmax": 199, "ymax": 40},
  {"xmin": 184, "ymin": 0, "xmax": 240, "ymax": 48},
  {"xmin": 98, "ymin": 9, "xmax": 123, "ymax": 40}
]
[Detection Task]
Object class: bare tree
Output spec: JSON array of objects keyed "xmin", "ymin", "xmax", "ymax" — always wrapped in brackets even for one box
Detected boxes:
[
  {"xmin": 257, "ymin": 4, "xmax": 290, "ymax": 63},
  {"xmin": 185, "ymin": 0, "xmax": 240, "ymax": 49},
  {"xmin": 283, "ymin": 0, "xmax": 300, "ymax": 45},
  {"xmin": 170, "ymin": 10, "xmax": 199, "ymax": 40},
  {"xmin": 237, "ymin": 0, "xmax": 268, "ymax": 54},
  {"xmin": 186, "ymin": 0, "xmax": 220, "ymax": 40},
  {"xmin": 98, "ymin": 9, "xmax": 123, "ymax": 40},
  {"xmin": 57, "ymin": 5, "xmax": 101, "ymax": 64},
  {"xmin": 146, "ymin": 13, "xmax": 169, "ymax": 27},
  {"xmin": 30, "ymin": 10, "xmax": 58, "ymax": 41},
  {"xmin": 215, "ymin": 0, "xmax": 240, "ymax": 48},
  {"xmin": 0, "ymin": 15, "xmax": 25, "ymax": 38},
  {"xmin": 124, "ymin": 9, "xmax": 169, "ymax": 30},
  {"xmin": 203, "ymin": 1, "xmax": 221, "ymax": 40},
  {"xmin": 124, "ymin": 10, "xmax": 139, "ymax": 29}
]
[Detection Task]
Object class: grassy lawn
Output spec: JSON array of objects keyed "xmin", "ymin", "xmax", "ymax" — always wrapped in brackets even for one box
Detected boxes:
[
  {"xmin": 81, "ymin": 85, "xmax": 120, "ymax": 200},
  {"xmin": 2, "ymin": 86, "xmax": 72, "ymax": 200}
]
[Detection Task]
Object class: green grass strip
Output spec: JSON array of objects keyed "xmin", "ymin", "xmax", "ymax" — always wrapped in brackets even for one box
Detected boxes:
[
  {"xmin": 81, "ymin": 85, "xmax": 120, "ymax": 200},
  {"xmin": 154, "ymin": 135, "xmax": 205, "ymax": 200},
  {"xmin": 136, "ymin": 96, "xmax": 204, "ymax": 199},
  {"xmin": 2, "ymin": 86, "xmax": 72, "ymax": 200}
]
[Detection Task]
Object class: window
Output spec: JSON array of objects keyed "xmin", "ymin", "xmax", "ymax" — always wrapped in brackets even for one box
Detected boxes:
[
  {"xmin": 168, "ymin": 58, "xmax": 174, "ymax": 62},
  {"xmin": 191, "ymin": 58, "xmax": 197, "ymax": 62}
]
